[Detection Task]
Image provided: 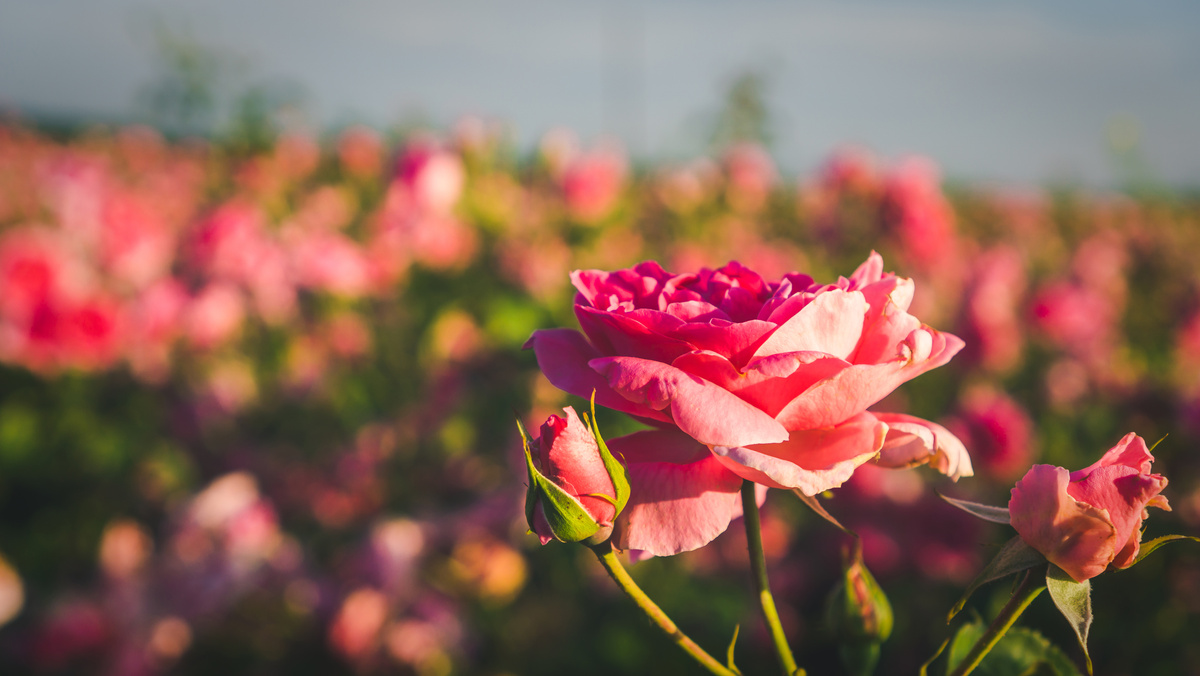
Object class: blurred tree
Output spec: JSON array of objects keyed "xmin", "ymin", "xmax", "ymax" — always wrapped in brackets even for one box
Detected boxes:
[{"xmin": 710, "ymin": 70, "xmax": 772, "ymax": 150}]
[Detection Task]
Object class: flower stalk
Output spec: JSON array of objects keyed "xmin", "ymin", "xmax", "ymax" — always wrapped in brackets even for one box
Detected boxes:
[
  {"xmin": 947, "ymin": 568, "xmax": 1046, "ymax": 676},
  {"xmin": 741, "ymin": 481, "xmax": 801, "ymax": 675},
  {"xmin": 589, "ymin": 541, "xmax": 738, "ymax": 676}
]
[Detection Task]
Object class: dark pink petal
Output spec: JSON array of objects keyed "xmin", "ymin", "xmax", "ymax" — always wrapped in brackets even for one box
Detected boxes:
[
  {"xmin": 775, "ymin": 327, "xmax": 965, "ymax": 429},
  {"xmin": 666, "ymin": 319, "xmax": 776, "ymax": 366},
  {"xmin": 662, "ymin": 301, "xmax": 730, "ymax": 323},
  {"xmin": 524, "ymin": 329, "xmax": 670, "ymax": 424},
  {"xmin": 571, "ymin": 261, "xmax": 673, "ymax": 309},
  {"xmin": 611, "ymin": 453, "xmax": 744, "ymax": 558},
  {"xmin": 575, "ymin": 305, "xmax": 693, "ymax": 362},
  {"xmin": 754, "ymin": 288, "xmax": 867, "ymax": 360},
  {"xmin": 588, "ymin": 356, "xmax": 789, "ymax": 447},
  {"xmin": 672, "ymin": 350, "xmax": 849, "ymax": 418},
  {"xmin": 709, "ymin": 412, "xmax": 886, "ymax": 492},
  {"xmin": 1009, "ymin": 464, "xmax": 1119, "ymax": 582},
  {"xmin": 873, "ymin": 412, "xmax": 973, "ymax": 480}
]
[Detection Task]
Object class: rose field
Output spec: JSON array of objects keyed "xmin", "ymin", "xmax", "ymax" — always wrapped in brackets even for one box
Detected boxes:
[{"xmin": 0, "ymin": 118, "xmax": 1199, "ymax": 676}]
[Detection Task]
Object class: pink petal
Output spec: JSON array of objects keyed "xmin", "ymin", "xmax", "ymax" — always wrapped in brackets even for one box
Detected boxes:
[
  {"xmin": 852, "ymin": 287, "xmax": 922, "ymax": 365},
  {"xmin": 575, "ymin": 306, "xmax": 693, "ymax": 362},
  {"xmin": 524, "ymin": 329, "xmax": 670, "ymax": 424},
  {"xmin": 671, "ymin": 349, "xmax": 849, "ymax": 418},
  {"xmin": 754, "ymin": 289, "xmax": 868, "ymax": 360},
  {"xmin": 608, "ymin": 428, "xmax": 710, "ymax": 465},
  {"xmin": 1009, "ymin": 464, "xmax": 1119, "ymax": 582},
  {"xmin": 611, "ymin": 453, "xmax": 745, "ymax": 558},
  {"xmin": 1070, "ymin": 432, "xmax": 1154, "ymax": 481},
  {"xmin": 589, "ymin": 356, "xmax": 789, "ymax": 447},
  {"xmin": 710, "ymin": 412, "xmax": 886, "ymax": 492},
  {"xmin": 849, "ymin": 251, "xmax": 885, "ymax": 286},
  {"xmin": 1066, "ymin": 464, "xmax": 1169, "ymax": 569},
  {"xmin": 666, "ymin": 319, "xmax": 777, "ymax": 366},
  {"xmin": 775, "ymin": 327, "xmax": 964, "ymax": 429},
  {"xmin": 873, "ymin": 412, "xmax": 974, "ymax": 480}
]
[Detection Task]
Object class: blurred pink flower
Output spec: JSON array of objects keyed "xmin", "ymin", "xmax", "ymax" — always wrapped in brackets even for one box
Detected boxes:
[
  {"xmin": 559, "ymin": 143, "xmax": 627, "ymax": 222},
  {"xmin": 184, "ymin": 284, "xmax": 244, "ymax": 350},
  {"xmin": 723, "ymin": 143, "xmax": 776, "ymax": 213},
  {"xmin": 943, "ymin": 386, "xmax": 1035, "ymax": 480},
  {"xmin": 337, "ymin": 126, "xmax": 385, "ymax": 179},
  {"xmin": 957, "ymin": 246, "xmax": 1027, "ymax": 373},
  {"xmin": 396, "ymin": 140, "xmax": 466, "ymax": 217}
]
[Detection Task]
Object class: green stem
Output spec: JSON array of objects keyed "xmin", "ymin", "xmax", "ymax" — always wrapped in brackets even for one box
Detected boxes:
[
  {"xmin": 948, "ymin": 569, "xmax": 1046, "ymax": 676},
  {"xmin": 741, "ymin": 480, "xmax": 801, "ymax": 676},
  {"xmin": 589, "ymin": 541, "xmax": 738, "ymax": 676}
]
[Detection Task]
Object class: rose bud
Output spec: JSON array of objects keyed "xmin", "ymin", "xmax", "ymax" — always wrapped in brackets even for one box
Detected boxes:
[
  {"xmin": 826, "ymin": 542, "xmax": 893, "ymax": 676},
  {"xmin": 1009, "ymin": 432, "xmax": 1170, "ymax": 582},
  {"xmin": 521, "ymin": 406, "xmax": 630, "ymax": 545}
]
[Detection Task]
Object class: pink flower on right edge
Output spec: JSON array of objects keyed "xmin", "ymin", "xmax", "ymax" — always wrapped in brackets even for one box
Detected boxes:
[{"xmin": 1008, "ymin": 433, "xmax": 1171, "ymax": 582}]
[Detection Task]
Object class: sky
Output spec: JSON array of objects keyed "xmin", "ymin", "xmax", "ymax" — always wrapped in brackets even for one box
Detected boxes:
[{"xmin": 2, "ymin": 0, "xmax": 1199, "ymax": 186}]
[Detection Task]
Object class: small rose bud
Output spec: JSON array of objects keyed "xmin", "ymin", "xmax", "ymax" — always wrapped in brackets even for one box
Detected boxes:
[
  {"xmin": 826, "ymin": 541, "xmax": 893, "ymax": 676},
  {"xmin": 521, "ymin": 404, "xmax": 629, "ymax": 545}
]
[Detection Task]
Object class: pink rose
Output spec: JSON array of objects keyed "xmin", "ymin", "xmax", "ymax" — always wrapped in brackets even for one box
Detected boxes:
[
  {"xmin": 1009, "ymin": 433, "xmax": 1171, "ymax": 582},
  {"xmin": 526, "ymin": 254, "xmax": 964, "ymax": 556},
  {"xmin": 526, "ymin": 407, "xmax": 622, "ymax": 545}
]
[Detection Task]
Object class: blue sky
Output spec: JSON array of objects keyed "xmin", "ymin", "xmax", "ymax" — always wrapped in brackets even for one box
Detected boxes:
[{"xmin": 2, "ymin": 0, "xmax": 1198, "ymax": 185}]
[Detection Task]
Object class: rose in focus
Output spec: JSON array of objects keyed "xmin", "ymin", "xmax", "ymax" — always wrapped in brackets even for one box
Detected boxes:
[
  {"xmin": 1009, "ymin": 432, "xmax": 1170, "ymax": 582},
  {"xmin": 526, "ymin": 254, "xmax": 966, "ymax": 557}
]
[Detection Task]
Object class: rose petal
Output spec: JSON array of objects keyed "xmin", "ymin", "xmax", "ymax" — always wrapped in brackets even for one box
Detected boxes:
[
  {"xmin": 775, "ymin": 327, "xmax": 964, "ymax": 429},
  {"xmin": 575, "ymin": 306, "xmax": 694, "ymax": 362},
  {"xmin": 589, "ymin": 356, "xmax": 789, "ymax": 447},
  {"xmin": 873, "ymin": 412, "xmax": 974, "ymax": 480},
  {"xmin": 672, "ymin": 349, "xmax": 849, "ymax": 418},
  {"xmin": 611, "ymin": 453, "xmax": 745, "ymax": 558},
  {"xmin": 524, "ymin": 329, "xmax": 670, "ymax": 423},
  {"xmin": 1067, "ymin": 464, "xmax": 1169, "ymax": 569},
  {"xmin": 754, "ymin": 288, "xmax": 868, "ymax": 360},
  {"xmin": 608, "ymin": 428, "xmax": 710, "ymax": 465},
  {"xmin": 710, "ymin": 412, "xmax": 886, "ymax": 492}
]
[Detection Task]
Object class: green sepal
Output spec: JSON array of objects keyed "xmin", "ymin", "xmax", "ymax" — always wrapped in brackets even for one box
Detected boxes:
[
  {"xmin": 949, "ymin": 536, "xmax": 1046, "ymax": 622},
  {"xmin": 586, "ymin": 391, "xmax": 630, "ymax": 515},
  {"xmin": 1130, "ymin": 534, "xmax": 1200, "ymax": 566},
  {"xmin": 793, "ymin": 488, "xmax": 856, "ymax": 535},
  {"xmin": 519, "ymin": 418, "xmax": 602, "ymax": 543},
  {"xmin": 1046, "ymin": 565, "xmax": 1093, "ymax": 675},
  {"xmin": 938, "ymin": 493, "xmax": 1012, "ymax": 525},
  {"xmin": 726, "ymin": 624, "xmax": 742, "ymax": 675}
]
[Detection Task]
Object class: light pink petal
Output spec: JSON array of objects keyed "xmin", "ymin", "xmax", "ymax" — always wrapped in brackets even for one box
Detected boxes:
[
  {"xmin": 672, "ymin": 349, "xmax": 849, "ymax": 417},
  {"xmin": 524, "ymin": 329, "xmax": 670, "ymax": 423},
  {"xmin": 608, "ymin": 428, "xmax": 710, "ymax": 465},
  {"xmin": 852, "ymin": 288, "xmax": 922, "ymax": 365},
  {"xmin": 612, "ymin": 454, "xmax": 745, "ymax": 558},
  {"xmin": 538, "ymin": 407, "xmax": 617, "ymax": 524},
  {"xmin": 848, "ymin": 251, "xmax": 885, "ymax": 286},
  {"xmin": 589, "ymin": 356, "xmax": 789, "ymax": 447},
  {"xmin": 754, "ymin": 289, "xmax": 868, "ymax": 360},
  {"xmin": 873, "ymin": 412, "xmax": 974, "ymax": 480},
  {"xmin": 775, "ymin": 327, "xmax": 964, "ymax": 429},
  {"xmin": 710, "ymin": 412, "xmax": 886, "ymax": 492},
  {"xmin": 1009, "ymin": 464, "xmax": 1119, "ymax": 582},
  {"xmin": 575, "ymin": 306, "xmax": 693, "ymax": 362}
]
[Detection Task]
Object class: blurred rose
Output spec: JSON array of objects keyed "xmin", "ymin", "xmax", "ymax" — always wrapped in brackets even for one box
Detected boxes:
[
  {"xmin": 0, "ymin": 552, "xmax": 23, "ymax": 627},
  {"xmin": 1009, "ymin": 432, "xmax": 1170, "ymax": 582},
  {"xmin": 559, "ymin": 143, "xmax": 627, "ymax": 222},
  {"xmin": 723, "ymin": 143, "xmax": 776, "ymax": 213},
  {"xmin": 943, "ymin": 386, "xmax": 1034, "ymax": 481}
]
